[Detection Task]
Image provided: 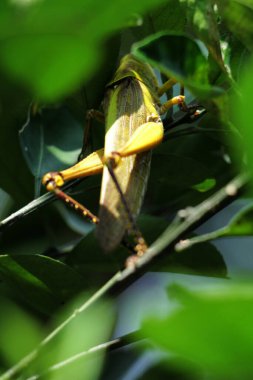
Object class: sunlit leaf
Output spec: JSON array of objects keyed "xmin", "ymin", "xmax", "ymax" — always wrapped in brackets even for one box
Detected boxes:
[
  {"xmin": 0, "ymin": 0, "xmax": 170, "ymax": 100},
  {"xmin": 234, "ymin": 59, "xmax": 253, "ymax": 179},
  {"xmin": 141, "ymin": 282, "xmax": 253, "ymax": 378},
  {"xmin": 192, "ymin": 178, "xmax": 216, "ymax": 193},
  {"xmin": 39, "ymin": 297, "xmax": 114, "ymax": 380},
  {"xmin": 0, "ymin": 297, "xmax": 43, "ymax": 366}
]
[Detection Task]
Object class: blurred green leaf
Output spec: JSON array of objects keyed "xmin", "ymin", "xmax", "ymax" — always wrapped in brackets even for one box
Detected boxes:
[
  {"xmin": 0, "ymin": 297, "xmax": 43, "ymax": 366},
  {"xmin": 229, "ymin": 37, "xmax": 250, "ymax": 82},
  {"xmin": 0, "ymin": 36, "xmax": 99, "ymax": 101},
  {"xmin": 217, "ymin": 0, "xmax": 253, "ymax": 52},
  {"xmin": 132, "ymin": 33, "xmax": 224, "ymax": 98},
  {"xmin": 141, "ymin": 282, "xmax": 253, "ymax": 378},
  {"xmin": 37, "ymin": 297, "xmax": 114, "ymax": 380},
  {"xmin": 234, "ymin": 59, "xmax": 253, "ymax": 178},
  {"xmin": 0, "ymin": 254, "xmax": 86, "ymax": 314},
  {"xmin": 179, "ymin": 0, "xmax": 226, "ymax": 76},
  {"xmin": 0, "ymin": 0, "xmax": 170, "ymax": 101}
]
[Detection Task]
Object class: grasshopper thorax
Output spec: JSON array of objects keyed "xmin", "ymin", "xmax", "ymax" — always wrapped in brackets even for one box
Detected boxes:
[{"xmin": 106, "ymin": 54, "xmax": 159, "ymax": 96}]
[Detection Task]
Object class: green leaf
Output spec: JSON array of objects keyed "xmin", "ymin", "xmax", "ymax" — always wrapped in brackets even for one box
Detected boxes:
[
  {"xmin": 65, "ymin": 231, "xmax": 119, "ymax": 287},
  {"xmin": 192, "ymin": 178, "xmax": 216, "ymax": 192},
  {"xmin": 0, "ymin": 297, "xmax": 43, "ymax": 366},
  {"xmin": 124, "ymin": 0, "xmax": 187, "ymax": 43},
  {"xmin": 217, "ymin": 0, "xmax": 253, "ymax": 52},
  {"xmin": 0, "ymin": 254, "xmax": 86, "ymax": 314},
  {"xmin": 0, "ymin": 36, "xmax": 99, "ymax": 101},
  {"xmin": 234, "ymin": 59, "xmax": 253, "ymax": 179},
  {"xmin": 0, "ymin": 80, "xmax": 33, "ymax": 203},
  {"xmin": 141, "ymin": 282, "xmax": 253, "ymax": 378},
  {"xmin": 132, "ymin": 32, "xmax": 224, "ymax": 98},
  {"xmin": 157, "ymin": 240, "xmax": 227, "ymax": 278},
  {"xmin": 146, "ymin": 130, "xmax": 232, "ymax": 213},
  {"xmin": 66, "ymin": 215, "xmax": 169, "ymax": 285},
  {"xmin": 38, "ymin": 298, "xmax": 114, "ymax": 380},
  {"xmin": 0, "ymin": 0, "xmax": 170, "ymax": 101}
]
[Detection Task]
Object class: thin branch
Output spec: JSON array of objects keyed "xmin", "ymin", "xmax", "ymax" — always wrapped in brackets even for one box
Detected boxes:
[
  {"xmin": 0, "ymin": 192, "xmax": 52, "ymax": 230},
  {"xmin": 118, "ymin": 172, "xmax": 249, "ymax": 281},
  {"xmin": 175, "ymin": 226, "xmax": 230, "ymax": 252},
  {"xmin": 0, "ymin": 172, "xmax": 249, "ymax": 380},
  {"xmin": 26, "ymin": 331, "xmax": 140, "ymax": 380},
  {"xmin": 0, "ymin": 180, "xmax": 81, "ymax": 231}
]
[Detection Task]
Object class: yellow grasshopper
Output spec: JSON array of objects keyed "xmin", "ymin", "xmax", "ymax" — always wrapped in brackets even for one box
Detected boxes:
[{"xmin": 42, "ymin": 54, "xmax": 194, "ymax": 260}]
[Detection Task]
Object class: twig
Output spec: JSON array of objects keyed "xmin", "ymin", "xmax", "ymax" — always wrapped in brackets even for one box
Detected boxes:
[
  {"xmin": 26, "ymin": 331, "xmax": 140, "ymax": 380},
  {"xmin": 175, "ymin": 226, "xmax": 230, "ymax": 252},
  {"xmin": 117, "ymin": 172, "xmax": 249, "ymax": 281},
  {"xmin": 0, "ymin": 172, "xmax": 249, "ymax": 380},
  {"xmin": 0, "ymin": 180, "xmax": 81, "ymax": 231}
]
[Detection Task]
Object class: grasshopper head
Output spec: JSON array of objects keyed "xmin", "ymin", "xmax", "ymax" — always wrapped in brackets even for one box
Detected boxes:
[{"xmin": 42, "ymin": 172, "xmax": 64, "ymax": 191}]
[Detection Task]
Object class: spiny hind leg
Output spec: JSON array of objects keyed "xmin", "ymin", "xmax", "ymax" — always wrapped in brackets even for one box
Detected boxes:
[{"xmin": 42, "ymin": 148, "xmax": 104, "ymax": 225}]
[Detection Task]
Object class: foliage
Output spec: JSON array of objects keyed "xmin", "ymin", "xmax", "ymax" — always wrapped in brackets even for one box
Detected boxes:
[{"xmin": 0, "ymin": 0, "xmax": 253, "ymax": 379}]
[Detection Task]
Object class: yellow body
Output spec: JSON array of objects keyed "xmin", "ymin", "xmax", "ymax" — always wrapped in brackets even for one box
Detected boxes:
[
  {"xmin": 42, "ymin": 54, "xmax": 186, "ymax": 254},
  {"xmin": 96, "ymin": 55, "xmax": 163, "ymax": 251}
]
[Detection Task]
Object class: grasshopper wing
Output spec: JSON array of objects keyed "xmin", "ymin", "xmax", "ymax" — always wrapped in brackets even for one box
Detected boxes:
[{"xmin": 96, "ymin": 78, "xmax": 155, "ymax": 252}]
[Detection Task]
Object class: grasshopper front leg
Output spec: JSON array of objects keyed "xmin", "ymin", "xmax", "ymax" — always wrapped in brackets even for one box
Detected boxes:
[{"xmin": 79, "ymin": 109, "xmax": 105, "ymax": 160}]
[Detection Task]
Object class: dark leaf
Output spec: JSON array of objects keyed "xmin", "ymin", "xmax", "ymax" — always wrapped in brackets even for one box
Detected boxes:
[{"xmin": 132, "ymin": 33, "xmax": 224, "ymax": 98}]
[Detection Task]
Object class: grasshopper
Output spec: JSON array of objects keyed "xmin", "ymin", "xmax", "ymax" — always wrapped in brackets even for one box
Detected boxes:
[{"xmin": 42, "ymin": 54, "xmax": 198, "ymax": 260}]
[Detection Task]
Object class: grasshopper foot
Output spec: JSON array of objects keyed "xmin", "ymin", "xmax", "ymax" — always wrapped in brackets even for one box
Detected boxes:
[
  {"xmin": 42, "ymin": 172, "xmax": 64, "ymax": 191},
  {"xmin": 125, "ymin": 237, "xmax": 148, "ymax": 268}
]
